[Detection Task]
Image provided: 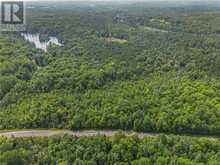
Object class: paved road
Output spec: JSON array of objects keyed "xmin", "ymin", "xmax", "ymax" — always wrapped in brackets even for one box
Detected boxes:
[
  {"xmin": 0, "ymin": 130, "xmax": 219, "ymax": 140},
  {"xmin": 0, "ymin": 130, "xmax": 158, "ymax": 138}
]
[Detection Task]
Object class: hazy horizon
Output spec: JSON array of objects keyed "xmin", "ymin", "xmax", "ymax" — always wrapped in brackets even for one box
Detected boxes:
[{"xmin": 0, "ymin": 0, "xmax": 220, "ymax": 3}]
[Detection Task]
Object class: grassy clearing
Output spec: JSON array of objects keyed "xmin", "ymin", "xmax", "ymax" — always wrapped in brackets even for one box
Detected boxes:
[
  {"xmin": 101, "ymin": 37, "xmax": 128, "ymax": 43},
  {"xmin": 141, "ymin": 26, "xmax": 169, "ymax": 33}
]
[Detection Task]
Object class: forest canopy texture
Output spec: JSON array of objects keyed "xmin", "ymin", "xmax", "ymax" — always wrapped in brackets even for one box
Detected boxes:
[
  {"xmin": 1, "ymin": 3, "xmax": 220, "ymax": 135},
  {"xmin": 1, "ymin": 2, "xmax": 220, "ymax": 164}
]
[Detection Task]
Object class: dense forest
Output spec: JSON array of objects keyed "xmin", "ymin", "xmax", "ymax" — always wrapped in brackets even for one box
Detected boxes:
[
  {"xmin": 1, "ymin": 1, "xmax": 220, "ymax": 164},
  {"xmin": 2, "ymin": 3, "xmax": 220, "ymax": 135},
  {"xmin": 1, "ymin": 133, "xmax": 220, "ymax": 165}
]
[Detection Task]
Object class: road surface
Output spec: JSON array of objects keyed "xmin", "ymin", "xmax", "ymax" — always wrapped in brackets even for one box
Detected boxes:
[
  {"xmin": 0, "ymin": 130, "xmax": 158, "ymax": 138},
  {"xmin": 0, "ymin": 130, "xmax": 219, "ymax": 140}
]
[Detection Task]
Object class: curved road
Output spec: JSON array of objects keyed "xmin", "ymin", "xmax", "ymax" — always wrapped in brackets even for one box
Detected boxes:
[{"xmin": 0, "ymin": 130, "xmax": 219, "ymax": 140}]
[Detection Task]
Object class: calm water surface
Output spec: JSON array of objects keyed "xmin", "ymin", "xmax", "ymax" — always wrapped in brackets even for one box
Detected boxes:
[{"xmin": 21, "ymin": 33, "xmax": 63, "ymax": 52}]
